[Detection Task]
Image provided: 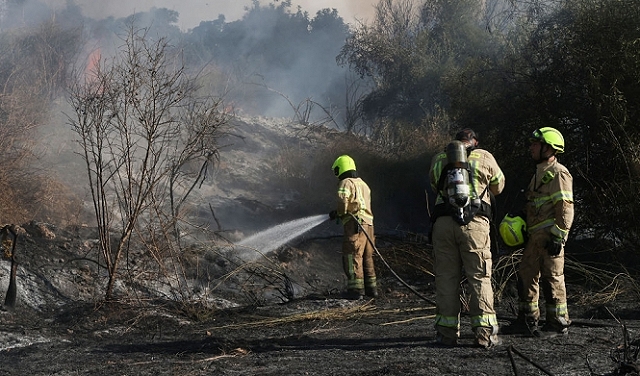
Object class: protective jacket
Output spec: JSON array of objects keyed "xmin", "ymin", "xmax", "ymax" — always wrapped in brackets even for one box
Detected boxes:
[
  {"xmin": 429, "ymin": 147, "xmax": 505, "ymax": 346},
  {"xmin": 525, "ymin": 159, "xmax": 574, "ymax": 239},
  {"xmin": 336, "ymin": 177, "xmax": 373, "ymax": 225}
]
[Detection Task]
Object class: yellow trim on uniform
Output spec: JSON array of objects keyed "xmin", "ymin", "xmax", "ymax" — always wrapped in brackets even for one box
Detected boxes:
[
  {"xmin": 528, "ymin": 218, "xmax": 555, "ymax": 232},
  {"xmin": 519, "ymin": 301, "xmax": 539, "ymax": 314},
  {"xmin": 337, "ymin": 187, "xmax": 351, "ymax": 196},
  {"xmin": 550, "ymin": 224, "xmax": 569, "ymax": 239},
  {"xmin": 435, "ymin": 314, "xmax": 459, "ymax": 328},
  {"xmin": 546, "ymin": 303, "xmax": 568, "ymax": 316},
  {"xmin": 471, "ymin": 313, "xmax": 498, "ymax": 328}
]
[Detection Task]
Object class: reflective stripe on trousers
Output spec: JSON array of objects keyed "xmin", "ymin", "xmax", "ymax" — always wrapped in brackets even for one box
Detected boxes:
[
  {"xmin": 432, "ymin": 216, "xmax": 496, "ymax": 332},
  {"xmin": 517, "ymin": 229, "xmax": 569, "ymax": 323},
  {"xmin": 342, "ymin": 220, "xmax": 376, "ymax": 291}
]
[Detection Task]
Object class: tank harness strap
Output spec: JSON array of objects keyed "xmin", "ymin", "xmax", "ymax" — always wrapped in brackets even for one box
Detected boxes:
[{"xmin": 431, "ymin": 183, "xmax": 492, "ymax": 224}]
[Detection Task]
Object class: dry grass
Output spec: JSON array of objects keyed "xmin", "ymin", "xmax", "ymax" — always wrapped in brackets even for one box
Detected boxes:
[
  {"xmin": 205, "ymin": 302, "xmax": 435, "ymax": 331},
  {"xmin": 492, "ymin": 249, "xmax": 640, "ymax": 306},
  {"xmin": 376, "ymin": 235, "xmax": 434, "ymax": 279},
  {"xmin": 206, "ymin": 302, "xmax": 378, "ymax": 330},
  {"xmin": 493, "ymin": 250, "xmax": 523, "ymax": 301},
  {"xmin": 566, "ymin": 260, "xmax": 640, "ymax": 305}
]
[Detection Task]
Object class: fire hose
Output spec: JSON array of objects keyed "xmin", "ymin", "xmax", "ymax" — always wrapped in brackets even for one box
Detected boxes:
[{"xmin": 348, "ymin": 213, "xmax": 436, "ymax": 305}]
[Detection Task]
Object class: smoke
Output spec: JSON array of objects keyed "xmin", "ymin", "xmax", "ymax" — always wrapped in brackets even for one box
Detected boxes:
[
  {"xmin": 297, "ymin": 0, "xmax": 377, "ymax": 22},
  {"xmin": 41, "ymin": 0, "xmax": 378, "ymax": 30},
  {"xmin": 0, "ymin": 0, "xmax": 387, "ymax": 232}
]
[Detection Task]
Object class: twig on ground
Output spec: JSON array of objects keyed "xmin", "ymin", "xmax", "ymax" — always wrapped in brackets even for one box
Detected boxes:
[
  {"xmin": 510, "ymin": 345, "xmax": 555, "ymax": 376},
  {"xmin": 507, "ymin": 345, "xmax": 520, "ymax": 376},
  {"xmin": 379, "ymin": 315, "xmax": 435, "ymax": 326}
]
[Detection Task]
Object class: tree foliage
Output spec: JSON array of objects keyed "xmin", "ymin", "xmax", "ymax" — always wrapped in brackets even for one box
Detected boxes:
[
  {"xmin": 337, "ymin": 0, "xmax": 640, "ymax": 255},
  {"xmin": 337, "ymin": 0, "xmax": 503, "ymax": 151},
  {"xmin": 443, "ymin": 0, "xmax": 640, "ymax": 251},
  {"xmin": 512, "ymin": 0, "xmax": 640, "ymax": 247}
]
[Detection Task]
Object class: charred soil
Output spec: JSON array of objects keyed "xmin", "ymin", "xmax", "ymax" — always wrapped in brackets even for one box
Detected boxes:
[{"xmin": 0, "ymin": 224, "xmax": 639, "ymax": 376}]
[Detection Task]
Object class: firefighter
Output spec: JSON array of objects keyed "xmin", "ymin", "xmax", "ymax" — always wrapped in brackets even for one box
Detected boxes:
[
  {"xmin": 516, "ymin": 127, "xmax": 573, "ymax": 336},
  {"xmin": 329, "ymin": 155, "xmax": 377, "ymax": 300},
  {"xmin": 429, "ymin": 128, "xmax": 505, "ymax": 348}
]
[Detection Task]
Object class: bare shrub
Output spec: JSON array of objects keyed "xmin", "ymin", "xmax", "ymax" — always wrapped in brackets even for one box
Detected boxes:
[{"xmin": 67, "ymin": 24, "xmax": 230, "ymax": 300}]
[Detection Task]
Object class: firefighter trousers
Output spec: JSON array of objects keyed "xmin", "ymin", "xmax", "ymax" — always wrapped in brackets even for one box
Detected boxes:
[
  {"xmin": 517, "ymin": 229, "xmax": 570, "ymax": 327},
  {"xmin": 342, "ymin": 220, "xmax": 376, "ymax": 292},
  {"xmin": 432, "ymin": 215, "xmax": 498, "ymax": 340}
]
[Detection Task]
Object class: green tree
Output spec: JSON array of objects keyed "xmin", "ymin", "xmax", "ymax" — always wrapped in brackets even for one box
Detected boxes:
[
  {"xmin": 522, "ymin": 0, "xmax": 640, "ymax": 247},
  {"xmin": 452, "ymin": 0, "xmax": 640, "ymax": 251},
  {"xmin": 337, "ymin": 0, "xmax": 499, "ymax": 149}
]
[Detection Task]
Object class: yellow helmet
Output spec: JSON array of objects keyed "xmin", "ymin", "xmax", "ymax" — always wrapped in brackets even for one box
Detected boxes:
[
  {"xmin": 530, "ymin": 127, "xmax": 564, "ymax": 153},
  {"xmin": 332, "ymin": 155, "xmax": 356, "ymax": 176},
  {"xmin": 499, "ymin": 214, "xmax": 527, "ymax": 247}
]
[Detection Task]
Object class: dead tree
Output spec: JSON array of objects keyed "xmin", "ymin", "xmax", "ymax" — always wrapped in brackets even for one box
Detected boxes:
[{"xmin": 68, "ymin": 23, "xmax": 229, "ymax": 300}]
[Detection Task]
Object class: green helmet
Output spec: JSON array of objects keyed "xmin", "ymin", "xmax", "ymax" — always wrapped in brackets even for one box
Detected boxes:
[
  {"xmin": 332, "ymin": 155, "xmax": 356, "ymax": 176},
  {"xmin": 530, "ymin": 127, "xmax": 564, "ymax": 153},
  {"xmin": 499, "ymin": 214, "xmax": 527, "ymax": 247}
]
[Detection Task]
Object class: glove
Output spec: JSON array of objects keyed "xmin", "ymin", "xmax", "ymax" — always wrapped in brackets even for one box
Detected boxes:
[
  {"xmin": 329, "ymin": 210, "xmax": 338, "ymax": 220},
  {"xmin": 546, "ymin": 237, "xmax": 563, "ymax": 256}
]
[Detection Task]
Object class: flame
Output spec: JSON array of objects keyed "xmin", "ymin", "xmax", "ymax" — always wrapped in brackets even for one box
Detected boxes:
[{"xmin": 84, "ymin": 47, "xmax": 104, "ymax": 95}]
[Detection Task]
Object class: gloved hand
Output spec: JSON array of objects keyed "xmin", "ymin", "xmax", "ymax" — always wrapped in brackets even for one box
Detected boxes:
[
  {"xmin": 329, "ymin": 210, "xmax": 338, "ymax": 220},
  {"xmin": 546, "ymin": 237, "xmax": 563, "ymax": 256}
]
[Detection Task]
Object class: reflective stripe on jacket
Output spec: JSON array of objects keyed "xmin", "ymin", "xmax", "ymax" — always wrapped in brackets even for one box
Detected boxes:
[
  {"xmin": 336, "ymin": 177, "xmax": 373, "ymax": 225},
  {"xmin": 525, "ymin": 159, "xmax": 574, "ymax": 237}
]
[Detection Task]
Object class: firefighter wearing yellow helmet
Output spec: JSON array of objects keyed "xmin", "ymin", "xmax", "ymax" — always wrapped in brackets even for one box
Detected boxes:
[
  {"xmin": 329, "ymin": 155, "xmax": 377, "ymax": 300},
  {"xmin": 514, "ymin": 127, "xmax": 574, "ymax": 336},
  {"xmin": 428, "ymin": 128, "xmax": 505, "ymax": 348}
]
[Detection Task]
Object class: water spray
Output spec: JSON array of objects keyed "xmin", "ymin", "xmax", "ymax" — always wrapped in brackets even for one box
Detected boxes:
[
  {"xmin": 232, "ymin": 212, "xmax": 436, "ymax": 305},
  {"xmin": 235, "ymin": 214, "xmax": 328, "ymax": 262}
]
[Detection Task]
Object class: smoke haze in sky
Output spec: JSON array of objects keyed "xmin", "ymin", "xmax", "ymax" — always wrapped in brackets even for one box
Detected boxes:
[{"xmin": 43, "ymin": 0, "xmax": 378, "ymax": 29}]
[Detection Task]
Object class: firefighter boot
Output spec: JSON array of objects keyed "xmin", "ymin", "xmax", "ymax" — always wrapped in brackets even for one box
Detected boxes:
[
  {"xmin": 542, "ymin": 316, "xmax": 570, "ymax": 336},
  {"xmin": 504, "ymin": 314, "xmax": 539, "ymax": 337},
  {"xmin": 364, "ymin": 280, "xmax": 378, "ymax": 298},
  {"xmin": 343, "ymin": 289, "xmax": 364, "ymax": 300},
  {"xmin": 365, "ymin": 286, "xmax": 378, "ymax": 298},
  {"xmin": 435, "ymin": 325, "xmax": 459, "ymax": 347},
  {"xmin": 475, "ymin": 326, "xmax": 501, "ymax": 349}
]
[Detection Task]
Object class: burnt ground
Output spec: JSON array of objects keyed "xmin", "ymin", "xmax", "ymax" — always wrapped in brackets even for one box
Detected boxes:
[{"xmin": 0, "ymin": 223, "xmax": 639, "ymax": 376}]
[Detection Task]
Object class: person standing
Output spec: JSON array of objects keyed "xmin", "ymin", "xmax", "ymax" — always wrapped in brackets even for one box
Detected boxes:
[
  {"xmin": 329, "ymin": 155, "xmax": 377, "ymax": 300},
  {"xmin": 429, "ymin": 128, "xmax": 505, "ymax": 348},
  {"xmin": 517, "ymin": 127, "xmax": 573, "ymax": 336}
]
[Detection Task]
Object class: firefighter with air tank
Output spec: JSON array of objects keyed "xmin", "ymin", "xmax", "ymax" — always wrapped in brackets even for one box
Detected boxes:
[{"xmin": 428, "ymin": 129, "xmax": 505, "ymax": 349}]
